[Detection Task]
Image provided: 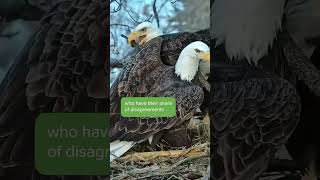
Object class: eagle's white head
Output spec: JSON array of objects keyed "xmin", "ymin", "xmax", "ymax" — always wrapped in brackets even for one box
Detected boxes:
[
  {"xmin": 175, "ymin": 41, "xmax": 210, "ymax": 81},
  {"xmin": 128, "ymin": 22, "xmax": 163, "ymax": 47}
]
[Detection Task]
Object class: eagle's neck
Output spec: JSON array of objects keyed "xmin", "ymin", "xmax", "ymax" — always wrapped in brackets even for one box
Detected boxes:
[
  {"xmin": 212, "ymin": 0, "xmax": 286, "ymax": 64},
  {"xmin": 145, "ymin": 29, "xmax": 163, "ymax": 43}
]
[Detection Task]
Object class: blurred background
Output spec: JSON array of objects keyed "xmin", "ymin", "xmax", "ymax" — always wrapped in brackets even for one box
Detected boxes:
[
  {"xmin": 110, "ymin": 0, "xmax": 210, "ymax": 85},
  {"xmin": 0, "ymin": 0, "xmax": 57, "ymax": 83}
]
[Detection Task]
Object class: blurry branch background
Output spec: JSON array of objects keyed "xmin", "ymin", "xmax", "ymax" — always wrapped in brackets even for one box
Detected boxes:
[
  {"xmin": 168, "ymin": 0, "xmax": 210, "ymax": 32},
  {"xmin": 110, "ymin": 0, "xmax": 210, "ymax": 84}
]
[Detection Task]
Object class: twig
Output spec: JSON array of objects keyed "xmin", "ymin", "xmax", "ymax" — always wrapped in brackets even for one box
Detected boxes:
[
  {"xmin": 110, "ymin": 23, "xmax": 134, "ymax": 29},
  {"xmin": 112, "ymin": 0, "xmax": 141, "ymax": 24},
  {"xmin": 120, "ymin": 34, "xmax": 128, "ymax": 40},
  {"xmin": 171, "ymin": 156, "xmax": 199, "ymax": 169},
  {"xmin": 136, "ymin": 170, "xmax": 190, "ymax": 179},
  {"xmin": 110, "ymin": 0, "xmax": 122, "ymax": 13},
  {"xmin": 145, "ymin": 15, "xmax": 153, "ymax": 22},
  {"xmin": 153, "ymin": 0, "xmax": 160, "ymax": 28},
  {"xmin": 120, "ymin": 3, "xmax": 141, "ymax": 24},
  {"xmin": 150, "ymin": 0, "xmax": 170, "ymax": 25},
  {"xmin": 110, "ymin": 31, "xmax": 117, "ymax": 47}
]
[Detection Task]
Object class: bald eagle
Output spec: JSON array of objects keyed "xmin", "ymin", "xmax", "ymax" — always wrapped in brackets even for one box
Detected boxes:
[
  {"xmin": 211, "ymin": 0, "xmax": 320, "ymax": 179},
  {"xmin": 110, "ymin": 22, "xmax": 210, "ymax": 161}
]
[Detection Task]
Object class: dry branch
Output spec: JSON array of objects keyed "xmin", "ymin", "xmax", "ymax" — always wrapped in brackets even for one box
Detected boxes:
[
  {"xmin": 110, "ymin": 0, "xmax": 122, "ymax": 13},
  {"xmin": 118, "ymin": 143, "xmax": 209, "ymax": 162},
  {"xmin": 153, "ymin": 0, "xmax": 160, "ymax": 28},
  {"xmin": 110, "ymin": 23, "xmax": 134, "ymax": 29}
]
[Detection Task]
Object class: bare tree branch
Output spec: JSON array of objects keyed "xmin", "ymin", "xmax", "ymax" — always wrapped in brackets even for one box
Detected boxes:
[
  {"xmin": 171, "ymin": 0, "xmax": 180, "ymax": 3},
  {"xmin": 110, "ymin": 23, "xmax": 134, "ymax": 29},
  {"xmin": 110, "ymin": 0, "xmax": 122, "ymax": 13},
  {"xmin": 110, "ymin": 31, "xmax": 116, "ymax": 45},
  {"xmin": 121, "ymin": 34, "xmax": 128, "ymax": 40},
  {"xmin": 145, "ymin": 15, "xmax": 153, "ymax": 22},
  {"xmin": 121, "ymin": 4, "xmax": 142, "ymax": 24},
  {"xmin": 153, "ymin": 0, "xmax": 160, "ymax": 28},
  {"xmin": 149, "ymin": 0, "xmax": 170, "ymax": 26}
]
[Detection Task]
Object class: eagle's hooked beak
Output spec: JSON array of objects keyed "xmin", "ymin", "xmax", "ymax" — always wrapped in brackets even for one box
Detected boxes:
[
  {"xmin": 198, "ymin": 52, "xmax": 210, "ymax": 62},
  {"xmin": 127, "ymin": 31, "xmax": 147, "ymax": 47}
]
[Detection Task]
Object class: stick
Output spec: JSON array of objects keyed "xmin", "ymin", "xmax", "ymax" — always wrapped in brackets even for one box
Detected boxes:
[
  {"xmin": 153, "ymin": 0, "xmax": 160, "ymax": 28},
  {"xmin": 120, "ymin": 34, "xmax": 128, "ymax": 39},
  {"xmin": 118, "ymin": 143, "xmax": 209, "ymax": 162}
]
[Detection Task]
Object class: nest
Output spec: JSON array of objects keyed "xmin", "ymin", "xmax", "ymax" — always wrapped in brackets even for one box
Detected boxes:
[{"xmin": 110, "ymin": 115, "xmax": 210, "ymax": 180}]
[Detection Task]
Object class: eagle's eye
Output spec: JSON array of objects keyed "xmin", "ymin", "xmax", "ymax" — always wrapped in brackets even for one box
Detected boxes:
[
  {"xmin": 140, "ymin": 27, "xmax": 147, "ymax": 32},
  {"xmin": 195, "ymin": 49, "xmax": 201, "ymax": 53}
]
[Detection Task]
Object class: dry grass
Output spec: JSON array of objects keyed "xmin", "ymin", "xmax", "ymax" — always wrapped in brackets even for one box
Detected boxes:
[{"xmin": 110, "ymin": 115, "xmax": 210, "ymax": 180}]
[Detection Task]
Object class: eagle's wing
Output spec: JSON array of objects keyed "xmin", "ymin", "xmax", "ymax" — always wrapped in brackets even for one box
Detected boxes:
[
  {"xmin": 0, "ymin": 0, "xmax": 108, "ymax": 179},
  {"xmin": 211, "ymin": 77, "xmax": 300, "ymax": 180},
  {"xmin": 111, "ymin": 83, "xmax": 204, "ymax": 142},
  {"xmin": 160, "ymin": 29, "xmax": 210, "ymax": 65},
  {"xmin": 110, "ymin": 38, "xmax": 204, "ymax": 144}
]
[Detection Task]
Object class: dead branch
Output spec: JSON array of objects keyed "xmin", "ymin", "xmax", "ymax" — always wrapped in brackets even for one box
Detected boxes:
[
  {"xmin": 145, "ymin": 15, "xmax": 153, "ymax": 22},
  {"xmin": 121, "ymin": 4, "xmax": 141, "ymax": 24},
  {"xmin": 153, "ymin": 0, "xmax": 160, "ymax": 28},
  {"xmin": 171, "ymin": 0, "xmax": 180, "ymax": 3},
  {"xmin": 117, "ymin": 143, "xmax": 209, "ymax": 162},
  {"xmin": 110, "ymin": 23, "xmax": 134, "ymax": 29},
  {"xmin": 110, "ymin": 31, "xmax": 117, "ymax": 48},
  {"xmin": 110, "ymin": 0, "xmax": 122, "ymax": 13}
]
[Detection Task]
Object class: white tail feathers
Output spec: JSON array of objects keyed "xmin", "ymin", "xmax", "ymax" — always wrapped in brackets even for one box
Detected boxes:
[
  {"xmin": 148, "ymin": 135, "xmax": 153, "ymax": 145},
  {"xmin": 110, "ymin": 140, "xmax": 134, "ymax": 162}
]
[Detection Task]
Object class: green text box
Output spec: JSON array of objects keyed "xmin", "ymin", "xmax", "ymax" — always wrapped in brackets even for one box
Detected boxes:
[
  {"xmin": 121, "ymin": 97, "xmax": 176, "ymax": 117},
  {"xmin": 35, "ymin": 113, "xmax": 109, "ymax": 175}
]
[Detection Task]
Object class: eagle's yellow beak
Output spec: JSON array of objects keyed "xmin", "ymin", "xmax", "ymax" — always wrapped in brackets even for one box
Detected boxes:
[
  {"xmin": 127, "ymin": 31, "xmax": 146, "ymax": 47},
  {"xmin": 198, "ymin": 52, "xmax": 210, "ymax": 62}
]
